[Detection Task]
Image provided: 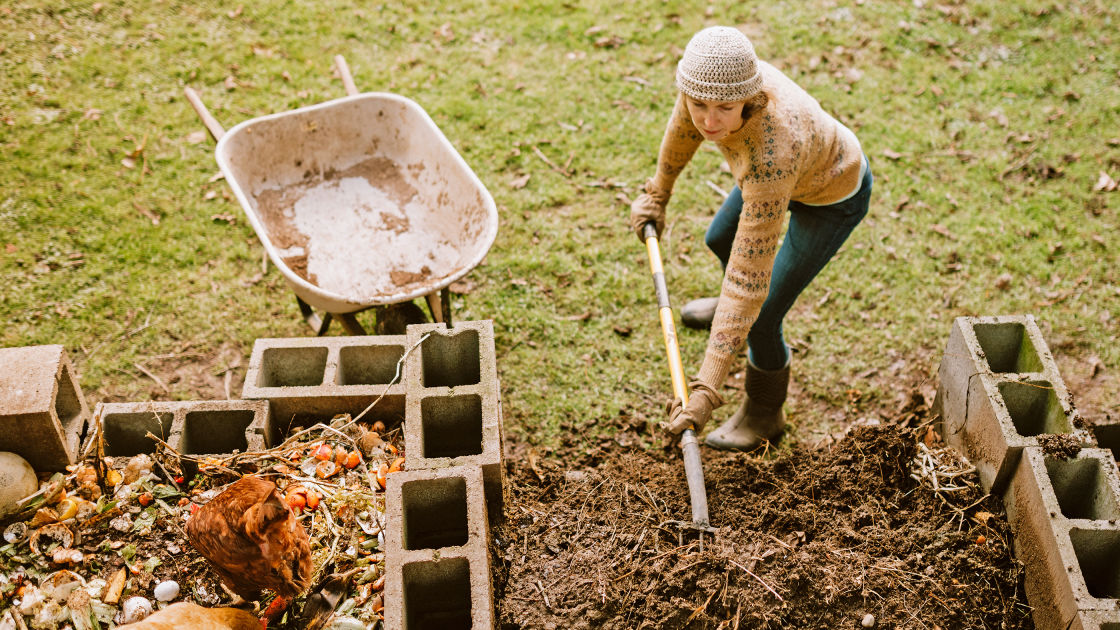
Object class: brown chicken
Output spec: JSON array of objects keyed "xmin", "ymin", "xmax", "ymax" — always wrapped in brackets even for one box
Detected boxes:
[
  {"xmin": 116, "ymin": 602, "xmax": 261, "ymax": 629},
  {"xmin": 186, "ymin": 476, "xmax": 313, "ymax": 625}
]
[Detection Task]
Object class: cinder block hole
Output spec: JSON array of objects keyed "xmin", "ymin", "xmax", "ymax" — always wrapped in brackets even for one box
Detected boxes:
[
  {"xmin": 180, "ymin": 410, "xmax": 254, "ymax": 455},
  {"xmin": 103, "ymin": 411, "xmax": 174, "ymax": 456},
  {"xmin": 402, "ymin": 476, "xmax": 469, "ymax": 550},
  {"xmin": 337, "ymin": 344, "xmax": 404, "ymax": 385},
  {"xmin": 421, "ymin": 330, "xmax": 481, "ymax": 388},
  {"xmin": 1045, "ymin": 457, "xmax": 1120, "ymax": 520},
  {"xmin": 998, "ymin": 380, "xmax": 1070, "ymax": 437},
  {"xmin": 1070, "ymin": 528, "xmax": 1120, "ymax": 599},
  {"xmin": 54, "ymin": 366, "xmax": 84, "ymax": 428},
  {"xmin": 420, "ymin": 395, "xmax": 483, "ymax": 458},
  {"xmin": 258, "ymin": 346, "xmax": 327, "ymax": 387},
  {"xmin": 1091, "ymin": 424, "xmax": 1120, "ymax": 464},
  {"xmin": 403, "ymin": 557, "xmax": 472, "ymax": 630},
  {"xmin": 973, "ymin": 322, "xmax": 1043, "ymax": 373}
]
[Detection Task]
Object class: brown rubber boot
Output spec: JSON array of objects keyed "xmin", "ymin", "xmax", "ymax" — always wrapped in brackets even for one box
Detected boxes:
[
  {"xmin": 680, "ymin": 297, "xmax": 719, "ymax": 330},
  {"xmin": 704, "ymin": 358, "xmax": 789, "ymax": 451}
]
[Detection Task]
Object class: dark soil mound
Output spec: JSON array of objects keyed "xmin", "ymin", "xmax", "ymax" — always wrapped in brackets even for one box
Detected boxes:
[{"xmin": 495, "ymin": 424, "xmax": 1031, "ymax": 629}]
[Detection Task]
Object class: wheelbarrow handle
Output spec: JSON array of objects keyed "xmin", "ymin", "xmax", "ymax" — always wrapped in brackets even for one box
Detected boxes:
[
  {"xmin": 333, "ymin": 55, "xmax": 360, "ymax": 97},
  {"xmin": 184, "ymin": 87, "xmax": 226, "ymax": 142}
]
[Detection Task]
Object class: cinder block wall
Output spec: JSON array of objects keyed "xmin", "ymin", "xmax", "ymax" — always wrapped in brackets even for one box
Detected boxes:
[
  {"xmin": 93, "ymin": 399, "xmax": 270, "ymax": 459},
  {"xmin": 384, "ymin": 465, "xmax": 494, "ymax": 630},
  {"xmin": 404, "ymin": 321, "xmax": 504, "ymax": 518},
  {"xmin": 933, "ymin": 315, "xmax": 1094, "ymax": 494},
  {"xmin": 1004, "ymin": 447, "xmax": 1120, "ymax": 630}
]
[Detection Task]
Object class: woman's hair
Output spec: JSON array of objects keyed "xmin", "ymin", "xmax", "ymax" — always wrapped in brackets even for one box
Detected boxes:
[{"xmin": 742, "ymin": 90, "xmax": 769, "ymax": 120}]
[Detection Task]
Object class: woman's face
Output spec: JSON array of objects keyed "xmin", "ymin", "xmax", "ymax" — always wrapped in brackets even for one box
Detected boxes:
[{"xmin": 685, "ymin": 96, "xmax": 746, "ymax": 141}]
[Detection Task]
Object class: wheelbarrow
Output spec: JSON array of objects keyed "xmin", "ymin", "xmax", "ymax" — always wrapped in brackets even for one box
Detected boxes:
[{"xmin": 185, "ymin": 56, "xmax": 498, "ymax": 335}]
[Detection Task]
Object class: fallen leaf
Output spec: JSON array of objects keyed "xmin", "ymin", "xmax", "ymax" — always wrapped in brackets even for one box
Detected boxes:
[
  {"xmin": 227, "ymin": 5, "xmax": 243, "ymax": 18},
  {"xmin": 203, "ymin": 190, "xmax": 218, "ymax": 200},
  {"xmin": 882, "ymin": 148, "xmax": 902, "ymax": 160},
  {"xmin": 5, "ymin": 243, "xmax": 15, "ymax": 254},
  {"xmin": 1093, "ymin": 171, "xmax": 1117, "ymax": 192},
  {"xmin": 930, "ymin": 224, "xmax": 954, "ymax": 239},
  {"xmin": 510, "ymin": 173, "xmax": 531, "ymax": 189},
  {"xmin": 121, "ymin": 157, "xmax": 135, "ymax": 169},
  {"xmin": 207, "ymin": 171, "xmax": 225, "ymax": 183},
  {"xmin": 973, "ymin": 511, "xmax": 995, "ymax": 525},
  {"xmin": 82, "ymin": 108, "xmax": 102, "ymax": 121},
  {"xmin": 612, "ymin": 325, "xmax": 632, "ymax": 337},
  {"xmin": 449, "ymin": 278, "xmax": 476, "ymax": 294},
  {"xmin": 1088, "ymin": 356, "xmax": 1104, "ymax": 379},
  {"xmin": 995, "ymin": 273, "xmax": 1012, "ymax": 290},
  {"xmin": 594, "ymin": 35, "xmax": 625, "ymax": 48},
  {"xmin": 224, "ymin": 75, "xmax": 238, "ymax": 90},
  {"xmin": 281, "ymin": 70, "xmax": 292, "ymax": 82},
  {"xmin": 185, "ymin": 130, "xmax": 207, "ymax": 144},
  {"xmin": 211, "ymin": 213, "xmax": 236, "ymax": 223},
  {"xmin": 560, "ymin": 311, "xmax": 592, "ymax": 322}
]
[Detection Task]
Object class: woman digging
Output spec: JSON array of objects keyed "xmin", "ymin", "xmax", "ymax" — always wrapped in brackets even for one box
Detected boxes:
[{"xmin": 631, "ymin": 26, "xmax": 873, "ymax": 451}]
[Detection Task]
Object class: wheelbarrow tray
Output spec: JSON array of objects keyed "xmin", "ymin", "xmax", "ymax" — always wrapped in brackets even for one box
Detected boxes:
[{"xmin": 214, "ymin": 93, "xmax": 498, "ymax": 314}]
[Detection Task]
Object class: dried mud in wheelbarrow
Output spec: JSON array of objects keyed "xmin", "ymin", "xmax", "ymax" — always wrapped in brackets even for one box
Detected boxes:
[{"xmin": 495, "ymin": 424, "xmax": 1033, "ymax": 629}]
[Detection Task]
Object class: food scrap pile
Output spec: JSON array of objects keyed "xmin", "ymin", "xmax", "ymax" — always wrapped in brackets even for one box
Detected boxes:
[{"xmin": 0, "ymin": 414, "xmax": 404, "ymax": 629}]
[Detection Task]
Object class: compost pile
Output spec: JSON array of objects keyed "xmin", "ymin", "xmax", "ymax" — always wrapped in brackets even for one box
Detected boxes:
[
  {"xmin": 0, "ymin": 415, "xmax": 399, "ymax": 629},
  {"xmin": 495, "ymin": 423, "xmax": 1033, "ymax": 629}
]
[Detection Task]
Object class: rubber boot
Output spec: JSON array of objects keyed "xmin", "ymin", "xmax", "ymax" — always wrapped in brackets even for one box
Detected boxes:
[
  {"xmin": 704, "ymin": 358, "xmax": 790, "ymax": 451},
  {"xmin": 680, "ymin": 297, "xmax": 719, "ymax": 330}
]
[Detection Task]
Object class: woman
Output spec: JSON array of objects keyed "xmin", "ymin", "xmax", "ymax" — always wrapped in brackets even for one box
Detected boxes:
[{"xmin": 630, "ymin": 26, "xmax": 873, "ymax": 451}]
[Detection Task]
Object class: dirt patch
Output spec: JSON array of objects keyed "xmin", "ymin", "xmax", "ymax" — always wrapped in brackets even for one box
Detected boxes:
[
  {"xmin": 388, "ymin": 266, "xmax": 431, "ymax": 287},
  {"xmin": 284, "ymin": 254, "xmax": 317, "ymax": 284},
  {"xmin": 495, "ymin": 424, "xmax": 1031, "ymax": 629}
]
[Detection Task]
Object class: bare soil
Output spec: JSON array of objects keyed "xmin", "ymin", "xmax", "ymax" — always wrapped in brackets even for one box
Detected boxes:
[{"xmin": 494, "ymin": 423, "xmax": 1032, "ymax": 630}]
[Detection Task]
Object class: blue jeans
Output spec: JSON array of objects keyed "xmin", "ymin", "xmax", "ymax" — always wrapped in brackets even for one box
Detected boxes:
[{"xmin": 705, "ymin": 160, "xmax": 873, "ymax": 370}]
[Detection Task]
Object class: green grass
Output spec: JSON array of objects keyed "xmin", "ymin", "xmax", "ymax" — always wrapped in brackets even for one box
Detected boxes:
[{"xmin": 2, "ymin": 0, "xmax": 1118, "ymax": 452}]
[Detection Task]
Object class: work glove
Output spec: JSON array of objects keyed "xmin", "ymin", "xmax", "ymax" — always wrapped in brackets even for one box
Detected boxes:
[
  {"xmin": 663, "ymin": 381, "xmax": 725, "ymax": 435},
  {"xmin": 629, "ymin": 178, "xmax": 671, "ymax": 242}
]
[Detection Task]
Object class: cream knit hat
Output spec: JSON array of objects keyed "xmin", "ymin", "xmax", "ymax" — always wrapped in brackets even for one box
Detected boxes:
[{"xmin": 676, "ymin": 26, "xmax": 763, "ymax": 102}]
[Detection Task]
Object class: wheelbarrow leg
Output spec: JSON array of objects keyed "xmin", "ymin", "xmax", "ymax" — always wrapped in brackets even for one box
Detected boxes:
[
  {"xmin": 297, "ymin": 297, "xmax": 334, "ymax": 336},
  {"xmin": 425, "ymin": 287, "xmax": 452, "ymax": 326},
  {"xmin": 337, "ymin": 312, "xmax": 367, "ymax": 336}
]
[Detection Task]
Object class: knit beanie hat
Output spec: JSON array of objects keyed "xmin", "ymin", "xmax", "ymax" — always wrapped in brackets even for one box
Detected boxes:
[{"xmin": 676, "ymin": 26, "xmax": 763, "ymax": 102}]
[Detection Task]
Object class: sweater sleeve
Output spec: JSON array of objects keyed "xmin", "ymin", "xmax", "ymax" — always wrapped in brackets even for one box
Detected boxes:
[
  {"xmin": 695, "ymin": 189, "xmax": 788, "ymax": 389},
  {"xmin": 648, "ymin": 94, "xmax": 704, "ymax": 196}
]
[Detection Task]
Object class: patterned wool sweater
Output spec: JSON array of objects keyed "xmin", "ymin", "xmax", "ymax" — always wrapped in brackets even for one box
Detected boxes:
[{"xmin": 648, "ymin": 60, "xmax": 864, "ymax": 391}]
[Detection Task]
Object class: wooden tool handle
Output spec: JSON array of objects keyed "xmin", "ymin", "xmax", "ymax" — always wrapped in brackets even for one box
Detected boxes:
[
  {"xmin": 334, "ymin": 55, "xmax": 359, "ymax": 96},
  {"xmin": 183, "ymin": 87, "xmax": 226, "ymax": 141}
]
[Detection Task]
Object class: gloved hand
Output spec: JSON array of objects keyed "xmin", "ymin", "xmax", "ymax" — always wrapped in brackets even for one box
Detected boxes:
[
  {"xmin": 663, "ymin": 381, "xmax": 725, "ymax": 435},
  {"xmin": 629, "ymin": 178, "xmax": 671, "ymax": 242}
]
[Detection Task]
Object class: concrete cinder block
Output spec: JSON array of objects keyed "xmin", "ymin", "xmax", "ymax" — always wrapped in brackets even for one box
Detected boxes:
[
  {"xmin": 93, "ymin": 399, "xmax": 270, "ymax": 458},
  {"xmin": 1004, "ymin": 447, "xmax": 1120, "ymax": 630},
  {"xmin": 0, "ymin": 345, "xmax": 90, "ymax": 471},
  {"xmin": 1090, "ymin": 422, "xmax": 1120, "ymax": 465},
  {"xmin": 404, "ymin": 321, "xmax": 504, "ymax": 517},
  {"xmin": 932, "ymin": 315, "xmax": 1094, "ymax": 493},
  {"xmin": 242, "ymin": 336, "xmax": 408, "ymax": 441},
  {"xmin": 384, "ymin": 465, "xmax": 494, "ymax": 630},
  {"xmin": 1071, "ymin": 609, "xmax": 1120, "ymax": 630}
]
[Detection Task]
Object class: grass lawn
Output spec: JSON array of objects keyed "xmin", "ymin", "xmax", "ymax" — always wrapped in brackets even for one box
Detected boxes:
[{"xmin": 2, "ymin": 0, "xmax": 1118, "ymax": 454}]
